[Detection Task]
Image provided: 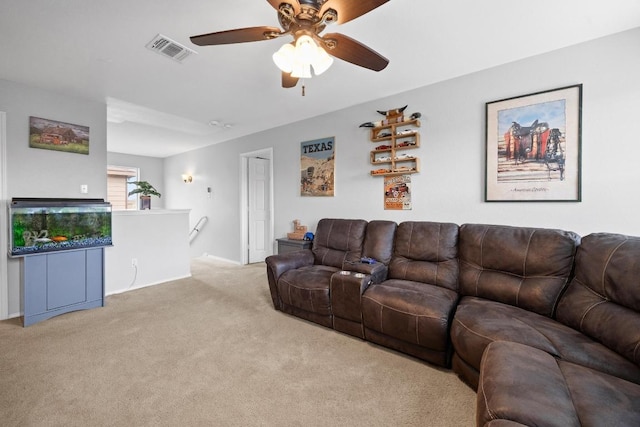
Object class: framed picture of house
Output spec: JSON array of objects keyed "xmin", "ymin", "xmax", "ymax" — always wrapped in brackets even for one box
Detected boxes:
[
  {"xmin": 485, "ymin": 84, "xmax": 582, "ymax": 202},
  {"xmin": 29, "ymin": 116, "xmax": 90, "ymax": 155},
  {"xmin": 300, "ymin": 137, "xmax": 335, "ymax": 197}
]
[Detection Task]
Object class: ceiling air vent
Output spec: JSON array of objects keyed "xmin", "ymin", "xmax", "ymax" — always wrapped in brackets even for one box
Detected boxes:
[{"xmin": 146, "ymin": 34, "xmax": 196, "ymax": 63}]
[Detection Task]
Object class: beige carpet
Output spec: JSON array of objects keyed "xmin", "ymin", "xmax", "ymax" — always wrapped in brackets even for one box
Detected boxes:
[{"xmin": 0, "ymin": 258, "xmax": 476, "ymax": 426}]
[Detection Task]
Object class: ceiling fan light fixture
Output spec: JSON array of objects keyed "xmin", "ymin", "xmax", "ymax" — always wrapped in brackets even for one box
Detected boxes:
[
  {"xmin": 311, "ymin": 45, "xmax": 333, "ymax": 75},
  {"xmin": 272, "ymin": 43, "xmax": 295, "ymax": 73},
  {"xmin": 295, "ymin": 35, "xmax": 316, "ymax": 63},
  {"xmin": 273, "ymin": 34, "xmax": 333, "ymax": 78},
  {"xmin": 291, "ymin": 62, "xmax": 312, "ymax": 79}
]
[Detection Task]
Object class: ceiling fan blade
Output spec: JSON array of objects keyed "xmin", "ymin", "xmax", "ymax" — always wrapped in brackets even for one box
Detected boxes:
[
  {"xmin": 266, "ymin": 0, "xmax": 282, "ymax": 10},
  {"xmin": 282, "ymin": 72, "xmax": 299, "ymax": 88},
  {"xmin": 321, "ymin": 0, "xmax": 390, "ymax": 24},
  {"xmin": 266, "ymin": 0, "xmax": 301, "ymax": 15},
  {"xmin": 190, "ymin": 26, "xmax": 282, "ymax": 46},
  {"xmin": 322, "ymin": 33, "xmax": 389, "ymax": 71}
]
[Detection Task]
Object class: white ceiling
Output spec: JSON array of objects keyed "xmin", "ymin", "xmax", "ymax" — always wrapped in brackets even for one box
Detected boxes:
[{"xmin": 2, "ymin": 0, "xmax": 640, "ymax": 158}]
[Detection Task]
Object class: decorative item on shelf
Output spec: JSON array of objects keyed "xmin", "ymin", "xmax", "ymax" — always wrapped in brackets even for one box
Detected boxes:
[
  {"xmin": 361, "ymin": 105, "xmax": 422, "ymax": 177},
  {"xmin": 286, "ymin": 219, "xmax": 307, "ymax": 240},
  {"xmin": 128, "ymin": 181, "xmax": 161, "ymax": 210},
  {"xmin": 182, "ymin": 174, "xmax": 193, "ymax": 183},
  {"xmin": 358, "ymin": 105, "xmax": 422, "ymax": 128}
]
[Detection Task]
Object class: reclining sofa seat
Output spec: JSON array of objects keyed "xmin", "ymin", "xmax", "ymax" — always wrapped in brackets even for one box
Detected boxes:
[
  {"xmin": 265, "ymin": 218, "xmax": 367, "ymax": 328},
  {"xmin": 265, "ymin": 218, "xmax": 396, "ymax": 330},
  {"xmin": 450, "ymin": 223, "xmax": 581, "ymax": 388},
  {"xmin": 478, "ymin": 341, "xmax": 640, "ymax": 427},
  {"xmin": 477, "ymin": 233, "xmax": 640, "ymax": 426},
  {"xmin": 361, "ymin": 221, "xmax": 459, "ymax": 368},
  {"xmin": 555, "ymin": 232, "xmax": 640, "ymax": 378}
]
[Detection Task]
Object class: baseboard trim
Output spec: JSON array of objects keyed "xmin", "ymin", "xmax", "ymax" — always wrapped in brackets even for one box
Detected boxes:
[
  {"xmin": 106, "ymin": 274, "xmax": 192, "ymax": 296},
  {"xmin": 202, "ymin": 254, "xmax": 241, "ymax": 265}
]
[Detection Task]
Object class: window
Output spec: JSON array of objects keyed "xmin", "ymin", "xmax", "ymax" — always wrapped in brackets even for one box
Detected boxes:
[{"xmin": 107, "ymin": 166, "xmax": 139, "ymax": 210}]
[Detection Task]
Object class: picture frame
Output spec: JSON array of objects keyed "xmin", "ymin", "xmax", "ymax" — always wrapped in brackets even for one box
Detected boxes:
[
  {"xmin": 384, "ymin": 175, "xmax": 412, "ymax": 210},
  {"xmin": 300, "ymin": 137, "xmax": 335, "ymax": 197},
  {"xmin": 29, "ymin": 116, "xmax": 90, "ymax": 155},
  {"xmin": 485, "ymin": 84, "xmax": 582, "ymax": 202}
]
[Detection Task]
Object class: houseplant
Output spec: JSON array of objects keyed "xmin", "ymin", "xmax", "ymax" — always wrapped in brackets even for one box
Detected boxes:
[{"xmin": 128, "ymin": 181, "xmax": 161, "ymax": 210}]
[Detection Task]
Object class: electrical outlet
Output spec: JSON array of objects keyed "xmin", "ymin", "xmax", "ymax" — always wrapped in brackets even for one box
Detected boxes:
[
  {"xmin": 131, "ymin": 258, "xmax": 138, "ymax": 267},
  {"xmin": 80, "ymin": 184, "xmax": 88, "ymax": 194}
]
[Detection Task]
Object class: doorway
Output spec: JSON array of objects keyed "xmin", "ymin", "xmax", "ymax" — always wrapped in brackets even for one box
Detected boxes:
[{"xmin": 240, "ymin": 148, "xmax": 274, "ymax": 264}]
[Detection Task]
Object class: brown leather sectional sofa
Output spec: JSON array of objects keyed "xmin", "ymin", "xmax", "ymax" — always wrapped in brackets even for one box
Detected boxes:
[{"xmin": 265, "ymin": 218, "xmax": 640, "ymax": 426}]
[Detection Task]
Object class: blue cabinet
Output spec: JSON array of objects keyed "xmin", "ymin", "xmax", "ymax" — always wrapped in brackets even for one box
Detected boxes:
[{"xmin": 23, "ymin": 248, "xmax": 105, "ymax": 326}]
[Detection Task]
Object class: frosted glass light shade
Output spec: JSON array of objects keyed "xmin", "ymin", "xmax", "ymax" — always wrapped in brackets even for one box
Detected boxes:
[
  {"xmin": 291, "ymin": 62, "xmax": 312, "ymax": 79},
  {"xmin": 273, "ymin": 35, "xmax": 333, "ymax": 78},
  {"xmin": 311, "ymin": 45, "xmax": 333, "ymax": 75},
  {"xmin": 295, "ymin": 35, "xmax": 316, "ymax": 63},
  {"xmin": 272, "ymin": 43, "xmax": 295, "ymax": 73}
]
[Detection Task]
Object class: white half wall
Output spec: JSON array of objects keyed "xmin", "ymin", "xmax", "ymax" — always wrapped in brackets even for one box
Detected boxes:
[{"xmin": 105, "ymin": 210, "xmax": 191, "ymax": 295}]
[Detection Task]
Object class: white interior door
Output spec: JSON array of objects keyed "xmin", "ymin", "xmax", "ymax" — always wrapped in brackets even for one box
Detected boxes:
[{"xmin": 248, "ymin": 157, "xmax": 270, "ymax": 263}]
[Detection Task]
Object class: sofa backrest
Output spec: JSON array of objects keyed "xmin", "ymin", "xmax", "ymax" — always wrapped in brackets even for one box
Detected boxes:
[
  {"xmin": 388, "ymin": 221, "xmax": 459, "ymax": 292},
  {"xmin": 556, "ymin": 233, "xmax": 640, "ymax": 367},
  {"xmin": 459, "ymin": 223, "xmax": 580, "ymax": 317},
  {"xmin": 312, "ymin": 218, "xmax": 368, "ymax": 269},
  {"xmin": 362, "ymin": 220, "xmax": 397, "ymax": 265}
]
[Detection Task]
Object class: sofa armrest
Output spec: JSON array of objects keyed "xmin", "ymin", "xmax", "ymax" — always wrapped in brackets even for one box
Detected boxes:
[
  {"xmin": 345, "ymin": 261, "xmax": 388, "ymax": 284},
  {"xmin": 331, "ymin": 271, "xmax": 373, "ymax": 326},
  {"xmin": 265, "ymin": 249, "xmax": 314, "ymax": 310}
]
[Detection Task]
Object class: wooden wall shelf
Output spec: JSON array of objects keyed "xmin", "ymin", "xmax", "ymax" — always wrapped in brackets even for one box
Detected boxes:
[{"xmin": 369, "ymin": 119, "xmax": 421, "ymax": 176}]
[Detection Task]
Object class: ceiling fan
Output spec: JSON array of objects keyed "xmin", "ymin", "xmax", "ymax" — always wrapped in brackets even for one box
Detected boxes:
[{"xmin": 190, "ymin": 0, "xmax": 391, "ymax": 89}]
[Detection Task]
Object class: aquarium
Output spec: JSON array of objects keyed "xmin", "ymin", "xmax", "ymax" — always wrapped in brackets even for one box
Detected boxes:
[{"xmin": 9, "ymin": 198, "xmax": 112, "ymax": 257}]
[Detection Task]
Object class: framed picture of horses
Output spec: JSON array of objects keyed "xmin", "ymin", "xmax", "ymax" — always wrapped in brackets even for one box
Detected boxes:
[{"xmin": 485, "ymin": 84, "xmax": 582, "ymax": 202}]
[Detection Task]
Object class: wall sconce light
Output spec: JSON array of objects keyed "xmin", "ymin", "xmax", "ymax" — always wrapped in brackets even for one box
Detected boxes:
[{"xmin": 182, "ymin": 174, "xmax": 193, "ymax": 183}]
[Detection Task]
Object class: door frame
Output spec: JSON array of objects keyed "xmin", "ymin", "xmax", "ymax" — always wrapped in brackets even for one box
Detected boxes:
[
  {"xmin": 239, "ymin": 148, "xmax": 274, "ymax": 265},
  {"xmin": 0, "ymin": 112, "xmax": 8, "ymax": 319}
]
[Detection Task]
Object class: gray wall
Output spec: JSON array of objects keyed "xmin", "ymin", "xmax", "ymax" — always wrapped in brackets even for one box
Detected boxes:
[
  {"xmin": 164, "ymin": 28, "xmax": 640, "ymax": 263},
  {"xmin": 107, "ymin": 152, "xmax": 165, "ymax": 209},
  {"xmin": 1, "ymin": 78, "xmax": 107, "ymax": 316},
  {"xmin": 2, "ymin": 28, "xmax": 639, "ymax": 315}
]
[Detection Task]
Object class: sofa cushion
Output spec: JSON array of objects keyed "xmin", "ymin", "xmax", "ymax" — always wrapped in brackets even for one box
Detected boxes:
[
  {"xmin": 278, "ymin": 265, "xmax": 339, "ymax": 316},
  {"xmin": 451, "ymin": 297, "xmax": 640, "ymax": 387},
  {"xmin": 361, "ymin": 221, "xmax": 459, "ymax": 367},
  {"xmin": 362, "ymin": 220, "xmax": 397, "ymax": 265},
  {"xmin": 477, "ymin": 341, "xmax": 640, "ymax": 427},
  {"xmin": 557, "ymin": 232, "xmax": 640, "ymax": 369},
  {"xmin": 312, "ymin": 218, "xmax": 368, "ymax": 269},
  {"xmin": 388, "ymin": 221, "xmax": 459, "ymax": 292},
  {"xmin": 459, "ymin": 223, "xmax": 579, "ymax": 317},
  {"xmin": 362, "ymin": 279, "xmax": 458, "ymax": 352},
  {"xmin": 345, "ymin": 220, "xmax": 398, "ymax": 283}
]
